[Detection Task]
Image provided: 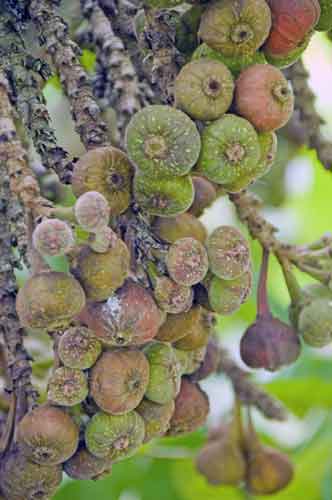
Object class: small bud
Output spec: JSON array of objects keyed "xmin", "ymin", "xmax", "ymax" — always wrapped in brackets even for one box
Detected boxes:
[
  {"xmin": 75, "ymin": 191, "xmax": 110, "ymax": 232},
  {"xmin": 33, "ymin": 218, "xmax": 74, "ymax": 257}
]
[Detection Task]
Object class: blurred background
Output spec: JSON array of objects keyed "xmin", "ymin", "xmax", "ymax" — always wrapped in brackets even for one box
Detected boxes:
[{"xmin": 38, "ymin": 32, "xmax": 332, "ymax": 500}]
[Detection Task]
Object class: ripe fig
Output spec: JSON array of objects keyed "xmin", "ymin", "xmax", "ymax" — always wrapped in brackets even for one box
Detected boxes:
[
  {"xmin": 74, "ymin": 191, "xmax": 110, "ymax": 232},
  {"xmin": 189, "ymin": 176, "xmax": 217, "ymax": 217},
  {"xmin": 72, "ymin": 146, "xmax": 133, "ymax": 215},
  {"xmin": 63, "ymin": 446, "xmax": 108, "ymax": 480},
  {"xmin": 134, "ymin": 172, "xmax": 195, "ymax": 217},
  {"xmin": 16, "ymin": 271, "xmax": 86, "ymax": 330},
  {"xmin": 166, "ymin": 237, "xmax": 209, "ymax": 286},
  {"xmin": 153, "ymin": 212, "xmax": 207, "ymax": 244},
  {"xmin": 125, "ymin": 105, "xmax": 201, "ymax": 177},
  {"xmin": 144, "ymin": 342, "xmax": 182, "ymax": 404},
  {"xmin": 174, "ymin": 306, "xmax": 215, "ymax": 351},
  {"xmin": 85, "ymin": 410, "xmax": 145, "ymax": 461},
  {"xmin": 136, "ymin": 399, "xmax": 175, "ymax": 442},
  {"xmin": 32, "ymin": 218, "xmax": 74, "ymax": 257},
  {"xmin": 18, "ymin": 405, "xmax": 79, "ymax": 465},
  {"xmin": 235, "ymin": 64, "xmax": 294, "ymax": 132},
  {"xmin": 196, "ymin": 114, "xmax": 261, "ymax": 185},
  {"xmin": 264, "ymin": 0, "xmax": 320, "ymax": 56},
  {"xmin": 198, "ymin": 0, "xmax": 272, "ymax": 57},
  {"xmin": 58, "ymin": 326, "xmax": 102, "ymax": 369},
  {"xmin": 47, "ymin": 367, "xmax": 88, "ymax": 406},
  {"xmin": 208, "ymin": 269, "xmax": 253, "ymax": 315},
  {"xmin": 175, "ymin": 59, "xmax": 234, "ymax": 121},
  {"xmin": 90, "ymin": 349, "xmax": 150, "ymax": 415},
  {"xmin": 76, "ymin": 240, "xmax": 130, "ymax": 301},
  {"xmin": 168, "ymin": 378, "xmax": 209, "ymax": 436},
  {"xmin": 265, "ymin": 33, "xmax": 312, "ymax": 68},
  {"xmin": 153, "ymin": 276, "xmax": 193, "ymax": 314},
  {"xmin": 207, "ymin": 225, "xmax": 251, "ymax": 280}
]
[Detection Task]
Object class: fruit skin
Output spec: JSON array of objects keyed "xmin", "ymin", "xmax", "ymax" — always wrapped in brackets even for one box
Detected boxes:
[
  {"xmin": 153, "ymin": 212, "xmax": 207, "ymax": 244},
  {"xmin": 207, "ymin": 225, "xmax": 251, "ymax": 280},
  {"xmin": 90, "ymin": 349, "xmax": 150, "ymax": 415},
  {"xmin": 198, "ymin": 0, "xmax": 272, "ymax": 57},
  {"xmin": 166, "ymin": 237, "xmax": 209, "ymax": 286},
  {"xmin": 196, "ymin": 114, "xmax": 261, "ymax": 185},
  {"xmin": 134, "ymin": 172, "xmax": 195, "ymax": 218},
  {"xmin": 298, "ymin": 297, "xmax": 332, "ymax": 347},
  {"xmin": 79, "ymin": 281, "xmax": 164, "ymax": 346},
  {"xmin": 0, "ymin": 447, "xmax": 62, "ymax": 500},
  {"xmin": 175, "ymin": 346, "xmax": 207, "ymax": 375},
  {"xmin": 174, "ymin": 306, "xmax": 215, "ymax": 351},
  {"xmin": 47, "ymin": 366, "xmax": 89, "ymax": 406},
  {"xmin": 264, "ymin": 0, "xmax": 320, "ymax": 56},
  {"xmin": 265, "ymin": 33, "xmax": 312, "ymax": 68},
  {"xmin": 240, "ymin": 314, "xmax": 301, "ymax": 371},
  {"xmin": 33, "ymin": 218, "xmax": 74, "ymax": 257},
  {"xmin": 156, "ymin": 306, "xmax": 212, "ymax": 345},
  {"xmin": 17, "ymin": 405, "xmax": 79, "ymax": 466},
  {"xmin": 316, "ymin": 0, "xmax": 332, "ymax": 30},
  {"xmin": 175, "ymin": 59, "xmax": 234, "ymax": 121},
  {"xmin": 144, "ymin": 342, "xmax": 182, "ymax": 404},
  {"xmin": 88, "ymin": 226, "xmax": 118, "ymax": 253},
  {"xmin": 235, "ymin": 64, "xmax": 294, "ymax": 132},
  {"xmin": 16, "ymin": 271, "xmax": 86, "ymax": 330},
  {"xmin": 74, "ymin": 191, "xmax": 110, "ymax": 232},
  {"xmin": 153, "ymin": 276, "xmax": 193, "ymax": 314},
  {"xmin": 192, "ymin": 43, "xmax": 267, "ymax": 77},
  {"xmin": 125, "ymin": 105, "xmax": 201, "ymax": 177},
  {"xmin": 189, "ymin": 176, "xmax": 217, "ymax": 217},
  {"xmin": 168, "ymin": 378, "xmax": 209, "ymax": 436},
  {"xmin": 85, "ymin": 410, "xmax": 145, "ymax": 462},
  {"xmin": 76, "ymin": 240, "xmax": 130, "ymax": 302},
  {"xmin": 136, "ymin": 399, "xmax": 175, "ymax": 442},
  {"xmin": 58, "ymin": 326, "xmax": 102, "ymax": 369},
  {"xmin": 63, "ymin": 446, "xmax": 108, "ymax": 480},
  {"xmin": 72, "ymin": 146, "xmax": 133, "ymax": 216},
  {"xmin": 208, "ymin": 269, "xmax": 253, "ymax": 315}
]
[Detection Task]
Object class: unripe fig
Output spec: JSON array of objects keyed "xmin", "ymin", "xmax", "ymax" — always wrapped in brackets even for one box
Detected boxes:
[
  {"xmin": 190, "ymin": 337, "xmax": 221, "ymax": 382},
  {"xmin": 63, "ymin": 446, "xmax": 107, "ymax": 480},
  {"xmin": 85, "ymin": 410, "xmax": 145, "ymax": 461},
  {"xmin": 58, "ymin": 326, "xmax": 102, "ymax": 369},
  {"xmin": 88, "ymin": 226, "xmax": 118, "ymax": 253},
  {"xmin": 72, "ymin": 146, "xmax": 133, "ymax": 215},
  {"xmin": 0, "ymin": 447, "xmax": 62, "ymax": 500},
  {"xmin": 199, "ymin": 0, "xmax": 272, "ymax": 57},
  {"xmin": 298, "ymin": 297, "xmax": 332, "ymax": 347},
  {"xmin": 175, "ymin": 5, "xmax": 203, "ymax": 55},
  {"xmin": 134, "ymin": 172, "xmax": 195, "ymax": 217},
  {"xmin": 80, "ymin": 281, "xmax": 164, "ymax": 346},
  {"xmin": 153, "ymin": 212, "xmax": 207, "ymax": 244},
  {"xmin": 264, "ymin": 0, "xmax": 320, "ymax": 56},
  {"xmin": 166, "ymin": 237, "xmax": 209, "ymax": 286},
  {"xmin": 174, "ymin": 306, "xmax": 215, "ymax": 351},
  {"xmin": 74, "ymin": 191, "xmax": 110, "ymax": 232},
  {"xmin": 90, "ymin": 349, "xmax": 150, "ymax": 415},
  {"xmin": 125, "ymin": 105, "xmax": 201, "ymax": 177},
  {"xmin": 16, "ymin": 272, "xmax": 86, "ymax": 330},
  {"xmin": 136, "ymin": 399, "xmax": 175, "ymax": 442},
  {"xmin": 175, "ymin": 59, "xmax": 234, "ymax": 121},
  {"xmin": 47, "ymin": 367, "xmax": 88, "ymax": 406},
  {"xmin": 144, "ymin": 342, "xmax": 182, "ymax": 404},
  {"xmin": 32, "ymin": 218, "xmax": 74, "ymax": 257},
  {"xmin": 168, "ymin": 378, "xmax": 209, "ymax": 436},
  {"xmin": 235, "ymin": 64, "xmax": 294, "ymax": 132},
  {"xmin": 192, "ymin": 42, "xmax": 267, "ymax": 77},
  {"xmin": 76, "ymin": 240, "xmax": 130, "ymax": 301},
  {"xmin": 18, "ymin": 405, "xmax": 79, "ymax": 465},
  {"xmin": 196, "ymin": 114, "xmax": 261, "ymax": 185},
  {"xmin": 175, "ymin": 346, "xmax": 207, "ymax": 375},
  {"xmin": 156, "ymin": 306, "xmax": 213, "ymax": 345},
  {"xmin": 153, "ymin": 276, "xmax": 193, "ymax": 314},
  {"xmin": 189, "ymin": 176, "xmax": 217, "ymax": 217},
  {"xmin": 207, "ymin": 225, "xmax": 251, "ymax": 280},
  {"xmin": 316, "ymin": 0, "xmax": 332, "ymax": 30},
  {"xmin": 208, "ymin": 269, "xmax": 253, "ymax": 315}
]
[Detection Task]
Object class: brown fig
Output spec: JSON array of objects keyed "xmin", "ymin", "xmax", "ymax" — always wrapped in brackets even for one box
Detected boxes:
[
  {"xmin": 189, "ymin": 176, "xmax": 217, "ymax": 217},
  {"xmin": 152, "ymin": 212, "xmax": 207, "ymax": 244},
  {"xmin": 63, "ymin": 446, "xmax": 108, "ymax": 480},
  {"xmin": 47, "ymin": 367, "xmax": 89, "ymax": 406},
  {"xmin": 235, "ymin": 64, "xmax": 294, "ymax": 132},
  {"xmin": 90, "ymin": 349, "xmax": 150, "ymax": 415},
  {"xmin": 18, "ymin": 405, "xmax": 79, "ymax": 465},
  {"xmin": 136, "ymin": 399, "xmax": 175, "ymax": 442},
  {"xmin": 168, "ymin": 379, "xmax": 209, "ymax": 436},
  {"xmin": 166, "ymin": 237, "xmax": 209, "ymax": 286}
]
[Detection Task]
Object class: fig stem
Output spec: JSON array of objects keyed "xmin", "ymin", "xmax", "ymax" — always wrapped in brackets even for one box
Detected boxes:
[
  {"xmin": 278, "ymin": 257, "xmax": 302, "ymax": 304},
  {"xmin": 257, "ymin": 247, "xmax": 270, "ymax": 317}
]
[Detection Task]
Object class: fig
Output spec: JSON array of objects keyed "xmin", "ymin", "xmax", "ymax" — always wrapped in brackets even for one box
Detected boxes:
[
  {"xmin": 298, "ymin": 297, "xmax": 332, "ymax": 347},
  {"xmin": 76, "ymin": 240, "xmax": 130, "ymax": 302},
  {"xmin": 189, "ymin": 176, "xmax": 217, "ymax": 217},
  {"xmin": 153, "ymin": 276, "xmax": 193, "ymax": 314},
  {"xmin": 90, "ymin": 349, "xmax": 150, "ymax": 415},
  {"xmin": 85, "ymin": 410, "xmax": 145, "ymax": 462},
  {"xmin": 196, "ymin": 114, "xmax": 261, "ymax": 185},
  {"xmin": 175, "ymin": 345, "xmax": 207, "ymax": 375},
  {"xmin": 166, "ymin": 237, "xmax": 209, "ymax": 286},
  {"xmin": 125, "ymin": 105, "xmax": 201, "ymax": 177},
  {"xmin": 235, "ymin": 64, "xmax": 294, "ymax": 132},
  {"xmin": 74, "ymin": 191, "xmax": 110, "ymax": 232},
  {"xmin": 47, "ymin": 367, "xmax": 88, "ymax": 406},
  {"xmin": 136, "ymin": 399, "xmax": 175, "ymax": 442},
  {"xmin": 16, "ymin": 271, "xmax": 86, "ymax": 330},
  {"xmin": 134, "ymin": 172, "xmax": 195, "ymax": 217},
  {"xmin": 72, "ymin": 146, "xmax": 133, "ymax": 216},
  {"xmin": 32, "ymin": 218, "xmax": 74, "ymax": 257},
  {"xmin": 88, "ymin": 226, "xmax": 118, "ymax": 253},
  {"xmin": 174, "ymin": 306, "xmax": 215, "ymax": 351},
  {"xmin": 156, "ymin": 305, "xmax": 212, "ymax": 344},
  {"xmin": 63, "ymin": 446, "xmax": 108, "ymax": 480},
  {"xmin": 153, "ymin": 212, "xmax": 207, "ymax": 244},
  {"xmin": 199, "ymin": 0, "xmax": 272, "ymax": 57},
  {"xmin": 175, "ymin": 59, "xmax": 234, "ymax": 121},
  {"xmin": 208, "ymin": 269, "xmax": 253, "ymax": 315},
  {"xmin": 265, "ymin": 33, "xmax": 312, "ymax": 68},
  {"xmin": 58, "ymin": 326, "xmax": 102, "ymax": 369},
  {"xmin": 18, "ymin": 405, "xmax": 79, "ymax": 465}
]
